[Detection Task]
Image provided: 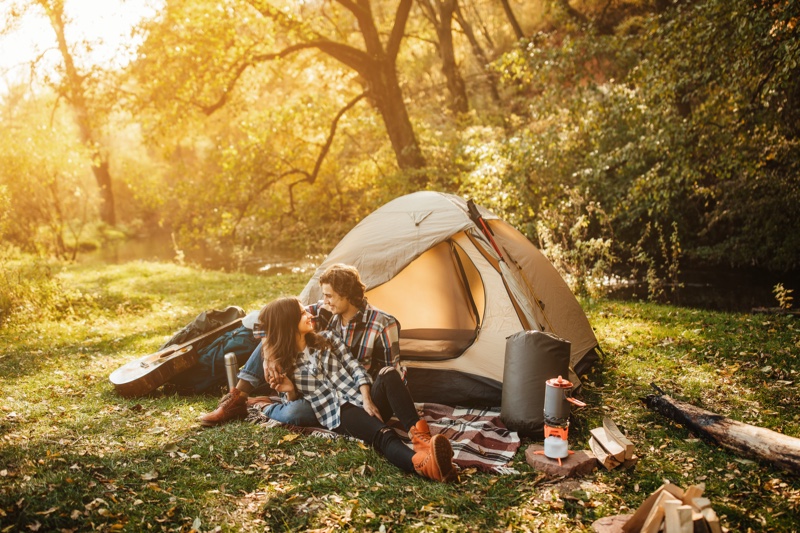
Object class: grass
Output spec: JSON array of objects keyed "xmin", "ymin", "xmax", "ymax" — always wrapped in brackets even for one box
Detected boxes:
[{"xmin": 1, "ymin": 260, "xmax": 799, "ymax": 532}]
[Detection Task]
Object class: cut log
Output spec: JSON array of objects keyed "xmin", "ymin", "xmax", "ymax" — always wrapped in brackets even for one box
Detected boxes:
[
  {"xmin": 603, "ymin": 417, "xmax": 635, "ymax": 460},
  {"xmin": 641, "ymin": 393, "xmax": 800, "ymax": 474},
  {"xmin": 676, "ymin": 505, "xmax": 694, "ymax": 533},
  {"xmin": 692, "ymin": 511, "xmax": 711, "ymax": 533},
  {"xmin": 589, "ymin": 436, "xmax": 621, "ymax": 470},
  {"xmin": 681, "ymin": 483, "xmax": 705, "ymax": 504},
  {"xmin": 643, "ymin": 491, "xmax": 680, "ymax": 533},
  {"xmin": 590, "ymin": 427, "xmax": 627, "ymax": 462},
  {"xmin": 690, "ymin": 496, "xmax": 712, "ymax": 511},
  {"xmin": 622, "ymin": 482, "xmax": 684, "ymax": 532},
  {"xmin": 700, "ymin": 508, "xmax": 722, "ymax": 533}
]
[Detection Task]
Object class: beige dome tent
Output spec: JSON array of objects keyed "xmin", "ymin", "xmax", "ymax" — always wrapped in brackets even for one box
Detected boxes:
[{"xmin": 300, "ymin": 191, "xmax": 599, "ymax": 407}]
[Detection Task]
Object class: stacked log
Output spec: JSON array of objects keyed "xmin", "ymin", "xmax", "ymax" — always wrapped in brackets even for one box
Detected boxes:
[
  {"xmin": 621, "ymin": 482, "xmax": 722, "ymax": 533},
  {"xmin": 589, "ymin": 417, "xmax": 638, "ymax": 470}
]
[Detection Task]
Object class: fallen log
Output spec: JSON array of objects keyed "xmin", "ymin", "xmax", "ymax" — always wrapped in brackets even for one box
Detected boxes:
[{"xmin": 641, "ymin": 392, "xmax": 800, "ymax": 475}]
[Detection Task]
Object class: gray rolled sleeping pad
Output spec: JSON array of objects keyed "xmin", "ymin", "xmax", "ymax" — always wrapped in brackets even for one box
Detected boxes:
[{"xmin": 500, "ymin": 330, "xmax": 571, "ymax": 438}]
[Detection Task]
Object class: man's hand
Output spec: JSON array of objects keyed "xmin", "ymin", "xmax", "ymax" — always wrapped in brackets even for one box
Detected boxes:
[
  {"xmin": 270, "ymin": 373, "xmax": 295, "ymax": 394},
  {"xmin": 359, "ymin": 384, "xmax": 382, "ymax": 421},
  {"xmin": 263, "ymin": 358, "xmax": 283, "ymax": 388}
]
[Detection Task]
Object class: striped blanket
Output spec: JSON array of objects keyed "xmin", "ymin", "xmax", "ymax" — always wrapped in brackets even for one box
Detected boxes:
[{"xmin": 248, "ymin": 402, "xmax": 521, "ymax": 474}]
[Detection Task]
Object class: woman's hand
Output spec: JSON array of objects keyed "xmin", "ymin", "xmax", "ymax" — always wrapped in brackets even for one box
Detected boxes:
[
  {"xmin": 264, "ymin": 358, "xmax": 283, "ymax": 388},
  {"xmin": 360, "ymin": 385, "xmax": 383, "ymax": 421}
]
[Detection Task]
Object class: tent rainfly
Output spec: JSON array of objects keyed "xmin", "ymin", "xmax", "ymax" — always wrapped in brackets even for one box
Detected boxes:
[{"xmin": 300, "ymin": 191, "xmax": 599, "ymax": 407}]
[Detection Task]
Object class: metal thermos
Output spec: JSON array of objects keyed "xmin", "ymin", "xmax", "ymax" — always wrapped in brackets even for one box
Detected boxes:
[{"xmin": 224, "ymin": 352, "xmax": 238, "ymax": 390}]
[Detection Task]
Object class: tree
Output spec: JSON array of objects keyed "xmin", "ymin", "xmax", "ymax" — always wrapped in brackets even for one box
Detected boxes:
[
  {"xmin": 499, "ymin": 0, "xmax": 524, "ymax": 40},
  {"xmin": 0, "ymin": 84, "xmax": 95, "ymax": 257},
  {"xmin": 134, "ymin": 0, "xmax": 426, "ymax": 176},
  {"xmin": 418, "ymin": 0, "xmax": 469, "ymax": 113},
  {"xmin": 34, "ymin": 0, "xmax": 116, "ymax": 226}
]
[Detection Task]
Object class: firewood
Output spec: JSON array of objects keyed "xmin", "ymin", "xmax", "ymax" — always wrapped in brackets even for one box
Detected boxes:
[
  {"xmin": 681, "ymin": 483, "xmax": 705, "ymax": 504},
  {"xmin": 700, "ymin": 508, "xmax": 722, "ymax": 533},
  {"xmin": 663, "ymin": 499, "xmax": 696, "ymax": 533},
  {"xmin": 692, "ymin": 511, "xmax": 711, "ymax": 533},
  {"xmin": 603, "ymin": 417, "xmax": 635, "ymax": 460},
  {"xmin": 641, "ymin": 392, "xmax": 800, "ymax": 475},
  {"xmin": 590, "ymin": 427, "xmax": 627, "ymax": 462},
  {"xmin": 589, "ymin": 435, "xmax": 621, "ymax": 470},
  {"xmin": 643, "ymin": 491, "xmax": 681, "ymax": 533},
  {"xmin": 621, "ymin": 482, "xmax": 685, "ymax": 532},
  {"xmin": 690, "ymin": 497, "xmax": 712, "ymax": 511}
]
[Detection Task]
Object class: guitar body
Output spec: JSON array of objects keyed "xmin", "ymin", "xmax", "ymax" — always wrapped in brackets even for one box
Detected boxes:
[{"xmin": 109, "ymin": 318, "xmax": 243, "ymax": 397}]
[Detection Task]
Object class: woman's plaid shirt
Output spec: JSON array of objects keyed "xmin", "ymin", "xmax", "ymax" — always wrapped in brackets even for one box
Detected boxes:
[{"xmin": 291, "ymin": 330, "xmax": 373, "ymax": 430}]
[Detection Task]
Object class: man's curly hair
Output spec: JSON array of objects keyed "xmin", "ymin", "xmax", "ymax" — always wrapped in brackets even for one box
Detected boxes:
[{"xmin": 319, "ymin": 264, "xmax": 366, "ymax": 307}]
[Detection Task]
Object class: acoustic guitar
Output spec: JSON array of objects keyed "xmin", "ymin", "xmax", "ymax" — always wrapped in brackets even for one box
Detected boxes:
[{"xmin": 109, "ymin": 318, "xmax": 243, "ymax": 397}]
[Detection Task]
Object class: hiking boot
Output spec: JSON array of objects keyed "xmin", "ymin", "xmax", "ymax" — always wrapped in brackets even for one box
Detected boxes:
[
  {"xmin": 199, "ymin": 388, "xmax": 247, "ymax": 427},
  {"xmin": 409, "ymin": 419, "xmax": 433, "ymax": 453},
  {"xmin": 412, "ymin": 434, "xmax": 456, "ymax": 482}
]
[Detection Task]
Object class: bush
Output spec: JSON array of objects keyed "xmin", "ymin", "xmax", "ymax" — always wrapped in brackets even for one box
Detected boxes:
[{"xmin": 0, "ymin": 250, "xmax": 68, "ymax": 327}]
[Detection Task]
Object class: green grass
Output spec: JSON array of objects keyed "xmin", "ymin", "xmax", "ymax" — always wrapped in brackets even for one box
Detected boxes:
[{"xmin": 1, "ymin": 261, "xmax": 798, "ymax": 532}]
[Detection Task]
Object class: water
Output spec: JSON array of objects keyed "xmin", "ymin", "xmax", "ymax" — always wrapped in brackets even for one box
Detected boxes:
[
  {"xmin": 80, "ymin": 237, "xmax": 799, "ymax": 313},
  {"xmin": 79, "ymin": 236, "xmax": 320, "ymax": 276},
  {"xmin": 606, "ymin": 268, "xmax": 800, "ymax": 313}
]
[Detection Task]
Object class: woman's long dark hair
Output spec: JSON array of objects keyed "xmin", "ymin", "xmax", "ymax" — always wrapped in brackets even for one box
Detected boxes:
[{"xmin": 258, "ymin": 296, "xmax": 330, "ymax": 373}]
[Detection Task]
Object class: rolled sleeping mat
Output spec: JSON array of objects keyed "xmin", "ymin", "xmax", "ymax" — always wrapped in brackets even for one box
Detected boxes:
[{"xmin": 500, "ymin": 330, "xmax": 571, "ymax": 438}]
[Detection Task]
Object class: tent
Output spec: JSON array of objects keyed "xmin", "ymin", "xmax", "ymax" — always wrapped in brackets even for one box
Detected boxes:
[{"xmin": 299, "ymin": 191, "xmax": 599, "ymax": 407}]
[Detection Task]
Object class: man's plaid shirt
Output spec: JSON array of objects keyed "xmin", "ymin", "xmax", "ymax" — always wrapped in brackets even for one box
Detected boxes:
[
  {"xmin": 308, "ymin": 300, "xmax": 400, "ymax": 378},
  {"xmin": 291, "ymin": 330, "xmax": 373, "ymax": 430}
]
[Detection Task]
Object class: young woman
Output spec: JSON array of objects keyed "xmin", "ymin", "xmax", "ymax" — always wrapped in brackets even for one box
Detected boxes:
[{"xmin": 259, "ymin": 296, "xmax": 456, "ymax": 483}]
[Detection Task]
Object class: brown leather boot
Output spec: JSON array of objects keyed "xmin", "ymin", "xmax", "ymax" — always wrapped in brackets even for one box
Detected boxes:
[
  {"xmin": 412, "ymin": 434, "xmax": 456, "ymax": 482},
  {"xmin": 409, "ymin": 419, "xmax": 433, "ymax": 453},
  {"xmin": 199, "ymin": 388, "xmax": 247, "ymax": 427}
]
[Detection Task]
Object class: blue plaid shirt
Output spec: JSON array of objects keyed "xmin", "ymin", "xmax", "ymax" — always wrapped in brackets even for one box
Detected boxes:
[
  {"xmin": 308, "ymin": 301, "xmax": 400, "ymax": 378},
  {"xmin": 290, "ymin": 331, "xmax": 372, "ymax": 430}
]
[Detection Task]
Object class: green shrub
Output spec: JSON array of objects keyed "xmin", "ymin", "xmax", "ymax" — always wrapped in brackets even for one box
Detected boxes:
[{"xmin": 0, "ymin": 251, "xmax": 68, "ymax": 327}]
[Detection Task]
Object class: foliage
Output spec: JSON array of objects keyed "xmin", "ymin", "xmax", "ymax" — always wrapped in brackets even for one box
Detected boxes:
[
  {"xmin": 772, "ymin": 283, "xmax": 794, "ymax": 310},
  {"xmin": 628, "ymin": 221, "xmax": 684, "ymax": 304},
  {"xmin": 2, "ymin": 0, "xmax": 800, "ymax": 282},
  {"xmin": 493, "ymin": 0, "xmax": 800, "ymax": 273},
  {"xmin": 534, "ymin": 187, "xmax": 617, "ymax": 299},
  {"xmin": 1, "ymin": 262, "xmax": 799, "ymax": 531},
  {"xmin": 0, "ymin": 250, "xmax": 66, "ymax": 326},
  {"xmin": 0, "ymin": 85, "xmax": 98, "ymax": 258}
]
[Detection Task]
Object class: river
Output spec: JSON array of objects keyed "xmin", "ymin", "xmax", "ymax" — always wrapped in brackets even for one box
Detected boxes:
[{"xmin": 80, "ymin": 237, "xmax": 798, "ymax": 314}]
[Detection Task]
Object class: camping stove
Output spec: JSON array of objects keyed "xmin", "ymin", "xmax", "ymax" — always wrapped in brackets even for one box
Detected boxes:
[{"xmin": 542, "ymin": 375, "xmax": 586, "ymax": 462}]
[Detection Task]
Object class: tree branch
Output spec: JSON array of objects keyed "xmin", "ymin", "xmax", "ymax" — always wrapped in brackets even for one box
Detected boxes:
[
  {"xmin": 387, "ymin": 0, "xmax": 413, "ymax": 60},
  {"xmin": 287, "ymin": 92, "xmax": 367, "ymax": 211}
]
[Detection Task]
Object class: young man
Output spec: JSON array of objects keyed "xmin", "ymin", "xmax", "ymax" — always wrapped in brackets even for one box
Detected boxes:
[{"xmin": 199, "ymin": 263, "xmax": 400, "ymax": 427}]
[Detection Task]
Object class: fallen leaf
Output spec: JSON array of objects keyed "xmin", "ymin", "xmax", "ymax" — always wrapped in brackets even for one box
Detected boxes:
[
  {"xmin": 141, "ymin": 470, "xmax": 159, "ymax": 480},
  {"xmin": 280, "ymin": 434, "xmax": 300, "ymax": 443}
]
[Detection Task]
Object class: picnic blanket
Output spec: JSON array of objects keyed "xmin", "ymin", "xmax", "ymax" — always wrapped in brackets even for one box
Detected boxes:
[{"xmin": 248, "ymin": 402, "xmax": 521, "ymax": 474}]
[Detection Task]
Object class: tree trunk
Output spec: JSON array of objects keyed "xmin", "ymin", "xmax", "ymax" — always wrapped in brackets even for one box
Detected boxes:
[
  {"xmin": 419, "ymin": 0, "xmax": 469, "ymax": 114},
  {"xmin": 369, "ymin": 60, "xmax": 426, "ymax": 170},
  {"xmin": 500, "ymin": 0, "xmax": 524, "ymax": 40},
  {"xmin": 41, "ymin": 0, "xmax": 116, "ymax": 226},
  {"xmin": 454, "ymin": 2, "xmax": 501, "ymax": 105},
  {"xmin": 642, "ymin": 393, "xmax": 800, "ymax": 475},
  {"xmin": 92, "ymin": 159, "xmax": 116, "ymax": 227},
  {"xmin": 351, "ymin": 0, "xmax": 426, "ymax": 171}
]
